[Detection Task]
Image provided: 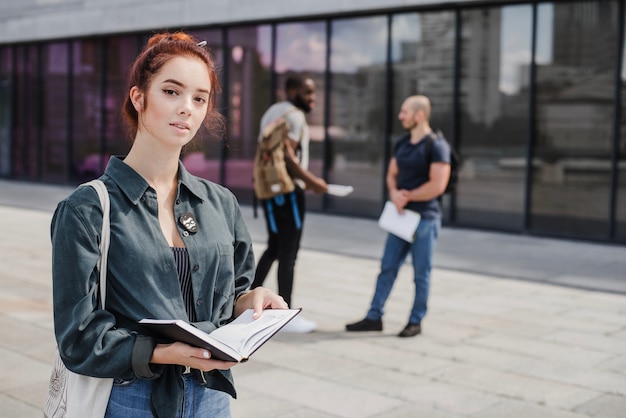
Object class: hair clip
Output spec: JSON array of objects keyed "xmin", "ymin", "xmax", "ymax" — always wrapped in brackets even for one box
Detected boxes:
[{"xmin": 197, "ymin": 41, "xmax": 207, "ymax": 47}]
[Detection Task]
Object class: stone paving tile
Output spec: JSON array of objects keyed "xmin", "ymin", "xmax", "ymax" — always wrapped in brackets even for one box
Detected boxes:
[
  {"xmin": 597, "ymin": 354, "xmax": 626, "ymax": 375},
  {"xmin": 543, "ymin": 329, "xmax": 626, "ymax": 355},
  {"xmin": 560, "ymin": 306, "xmax": 626, "ymax": 327},
  {"xmin": 236, "ymin": 368, "xmax": 404, "ymax": 418},
  {"xmin": 370, "ymin": 404, "xmax": 464, "ymax": 418},
  {"xmin": 502, "ymin": 307, "xmax": 624, "ymax": 336},
  {"xmin": 231, "ymin": 390, "xmax": 338, "ymax": 418},
  {"xmin": 424, "ymin": 364, "xmax": 601, "ymax": 410},
  {"xmin": 0, "ymin": 394, "xmax": 41, "ymax": 418},
  {"xmin": 331, "ymin": 364, "xmax": 503, "ymax": 416},
  {"xmin": 468, "ymin": 333, "xmax": 616, "ymax": 367},
  {"xmin": 574, "ymin": 394, "xmax": 626, "ymax": 418},
  {"xmin": 509, "ymin": 359, "xmax": 626, "ymax": 397},
  {"xmin": 469, "ymin": 398, "xmax": 591, "ymax": 418}
]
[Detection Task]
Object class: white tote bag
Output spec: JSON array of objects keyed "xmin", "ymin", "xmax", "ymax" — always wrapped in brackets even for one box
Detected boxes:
[{"xmin": 44, "ymin": 180, "xmax": 114, "ymax": 418}]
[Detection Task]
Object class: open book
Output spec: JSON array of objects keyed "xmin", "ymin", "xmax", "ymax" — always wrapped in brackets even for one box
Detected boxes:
[{"xmin": 139, "ymin": 308, "xmax": 301, "ymax": 362}]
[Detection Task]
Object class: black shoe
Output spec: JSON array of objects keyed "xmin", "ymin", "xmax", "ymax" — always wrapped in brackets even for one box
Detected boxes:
[
  {"xmin": 398, "ymin": 323, "xmax": 421, "ymax": 337},
  {"xmin": 346, "ymin": 318, "xmax": 383, "ymax": 332}
]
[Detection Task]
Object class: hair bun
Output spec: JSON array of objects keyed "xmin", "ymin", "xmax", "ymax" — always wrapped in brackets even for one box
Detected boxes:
[{"xmin": 146, "ymin": 32, "xmax": 195, "ymax": 48}]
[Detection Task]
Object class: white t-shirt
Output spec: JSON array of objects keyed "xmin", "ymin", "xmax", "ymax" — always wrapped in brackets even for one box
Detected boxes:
[{"xmin": 258, "ymin": 101, "xmax": 310, "ymax": 176}]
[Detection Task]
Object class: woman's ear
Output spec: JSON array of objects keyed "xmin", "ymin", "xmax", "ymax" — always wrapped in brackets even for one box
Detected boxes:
[{"xmin": 130, "ymin": 86, "xmax": 144, "ymax": 112}]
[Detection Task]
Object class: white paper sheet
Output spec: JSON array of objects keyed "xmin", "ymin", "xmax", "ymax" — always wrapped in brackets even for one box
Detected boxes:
[
  {"xmin": 326, "ymin": 184, "xmax": 354, "ymax": 197},
  {"xmin": 377, "ymin": 201, "xmax": 420, "ymax": 242}
]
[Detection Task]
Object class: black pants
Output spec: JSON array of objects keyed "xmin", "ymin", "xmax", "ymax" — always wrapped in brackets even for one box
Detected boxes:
[{"xmin": 252, "ymin": 188, "xmax": 305, "ymax": 307}]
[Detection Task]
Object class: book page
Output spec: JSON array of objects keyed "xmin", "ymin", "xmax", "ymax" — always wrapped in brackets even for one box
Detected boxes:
[{"xmin": 209, "ymin": 309, "xmax": 300, "ymax": 358}]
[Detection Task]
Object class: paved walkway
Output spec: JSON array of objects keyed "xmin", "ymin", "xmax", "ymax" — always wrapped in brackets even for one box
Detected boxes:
[{"xmin": 0, "ymin": 180, "xmax": 625, "ymax": 417}]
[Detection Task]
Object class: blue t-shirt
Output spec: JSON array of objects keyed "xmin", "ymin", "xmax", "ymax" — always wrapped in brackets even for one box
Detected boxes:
[{"xmin": 393, "ymin": 132, "xmax": 451, "ymax": 219}]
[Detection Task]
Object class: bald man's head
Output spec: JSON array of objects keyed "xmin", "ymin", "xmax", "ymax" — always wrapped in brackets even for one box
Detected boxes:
[{"xmin": 404, "ymin": 95, "xmax": 431, "ymax": 120}]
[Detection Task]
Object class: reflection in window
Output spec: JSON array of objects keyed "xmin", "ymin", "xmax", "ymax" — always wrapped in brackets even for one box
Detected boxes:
[
  {"xmin": 182, "ymin": 29, "xmax": 224, "ymax": 183},
  {"xmin": 532, "ymin": 1, "xmax": 618, "ymax": 238},
  {"xmin": 221, "ymin": 25, "xmax": 272, "ymax": 196},
  {"xmin": 105, "ymin": 36, "xmax": 140, "ymax": 159},
  {"xmin": 72, "ymin": 39, "xmax": 103, "ymax": 182},
  {"xmin": 392, "ymin": 11, "xmax": 456, "ymax": 220},
  {"xmin": 617, "ymin": 3, "xmax": 626, "ymax": 241},
  {"xmin": 456, "ymin": 6, "xmax": 532, "ymax": 230},
  {"xmin": 41, "ymin": 43, "xmax": 70, "ymax": 182},
  {"xmin": 275, "ymin": 21, "xmax": 327, "ymax": 211},
  {"xmin": 0, "ymin": 47, "xmax": 12, "ymax": 176},
  {"xmin": 13, "ymin": 45, "xmax": 40, "ymax": 180},
  {"xmin": 329, "ymin": 16, "xmax": 388, "ymax": 216}
]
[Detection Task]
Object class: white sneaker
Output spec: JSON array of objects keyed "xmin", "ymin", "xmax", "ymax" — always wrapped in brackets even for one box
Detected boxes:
[{"xmin": 280, "ymin": 315, "xmax": 316, "ymax": 333}]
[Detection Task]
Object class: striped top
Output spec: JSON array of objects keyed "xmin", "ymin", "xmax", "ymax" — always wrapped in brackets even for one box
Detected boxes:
[{"xmin": 171, "ymin": 247, "xmax": 196, "ymax": 322}]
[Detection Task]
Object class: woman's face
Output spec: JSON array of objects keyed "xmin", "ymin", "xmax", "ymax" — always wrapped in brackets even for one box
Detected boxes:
[{"xmin": 134, "ymin": 55, "xmax": 211, "ymax": 150}]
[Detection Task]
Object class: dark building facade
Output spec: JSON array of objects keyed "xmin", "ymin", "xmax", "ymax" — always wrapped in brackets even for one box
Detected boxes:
[{"xmin": 1, "ymin": 0, "xmax": 625, "ymax": 244}]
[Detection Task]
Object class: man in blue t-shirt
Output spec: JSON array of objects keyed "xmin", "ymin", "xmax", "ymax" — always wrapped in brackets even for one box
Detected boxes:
[{"xmin": 346, "ymin": 95, "xmax": 451, "ymax": 337}]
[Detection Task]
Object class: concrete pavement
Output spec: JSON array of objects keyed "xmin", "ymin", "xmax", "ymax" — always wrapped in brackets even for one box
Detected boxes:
[{"xmin": 0, "ymin": 180, "xmax": 625, "ymax": 417}]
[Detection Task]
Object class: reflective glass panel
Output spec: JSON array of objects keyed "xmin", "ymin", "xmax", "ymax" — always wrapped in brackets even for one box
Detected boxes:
[
  {"xmin": 105, "ymin": 36, "xmax": 140, "ymax": 160},
  {"xmin": 72, "ymin": 39, "xmax": 103, "ymax": 182},
  {"xmin": 328, "ymin": 16, "xmax": 388, "ymax": 216},
  {"xmin": 532, "ymin": 1, "xmax": 617, "ymax": 238},
  {"xmin": 222, "ymin": 25, "xmax": 272, "ymax": 198},
  {"xmin": 617, "ymin": 3, "xmax": 626, "ymax": 241},
  {"xmin": 275, "ymin": 21, "xmax": 327, "ymax": 211},
  {"xmin": 456, "ymin": 6, "xmax": 532, "ymax": 230},
  {"xmin": 391, "ymin": 11, "xmax": 456, "ymax": 219},
  {"xmin": 0, "ymin": 46, "xmax": 12, "ymax": 176},
  {"xmin": 183, "ymin": 29, "xmax": 224, "ymax": 183},
  {"xmin": 13, "ymin": 45, "xmax": 39, "ymax": 180},
  {"xmin": 41, "ymin": 42, "xmax": 70, "ymax": 182}
]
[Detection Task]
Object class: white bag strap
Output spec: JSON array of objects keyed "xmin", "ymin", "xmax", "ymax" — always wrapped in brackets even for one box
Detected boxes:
[{"xmin": 80, "ymin": 179, "xmax": 110, "ymax": 308}]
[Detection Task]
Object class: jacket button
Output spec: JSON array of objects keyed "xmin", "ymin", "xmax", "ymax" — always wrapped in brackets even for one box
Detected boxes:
[
  {"xmin": 197, "ymin": 299, "xmax": 203, "ymax": 305},
  {"xmin": 193, "ymin": 265, "xmax": 199, "ymax": 272},
  {"xmin": 175, "ymin": 199, "xmax": 181, "ymax": 205},
  {"xmin": 182, "ymin": 231, "xmax": 189, "ymax": 237}
]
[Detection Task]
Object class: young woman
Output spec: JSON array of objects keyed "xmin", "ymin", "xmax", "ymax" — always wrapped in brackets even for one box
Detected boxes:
[{"xmin": 50, "ymin": 32, "xmax": 287, "ymax": 418}]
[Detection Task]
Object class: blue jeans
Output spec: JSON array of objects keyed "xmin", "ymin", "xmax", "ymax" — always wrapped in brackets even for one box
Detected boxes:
[
  {"xmin": 105, "ymin": 375, "xmax": 231, "ymax": 418},
  {"xmin": 367, "ymin": 218, "xmax": 440, "ymax": 325}
]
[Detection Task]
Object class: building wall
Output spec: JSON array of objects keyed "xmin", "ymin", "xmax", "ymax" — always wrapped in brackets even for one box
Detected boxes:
[{"xmin": 0, "ymin": 0, "xmax": 476, "ymax": 44}]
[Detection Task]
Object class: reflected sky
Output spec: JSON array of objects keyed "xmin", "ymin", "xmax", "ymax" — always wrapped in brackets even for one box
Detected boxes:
[
  {"xmin": 276, "ymin": 22, "xmax": 326, "ymax": 73},
  {"xmin": 500, "ymin": 5, "xmax": 532, "ymax": 94},
  {"xmin": 330, "ymin": 16, "xmax": 387, "ymax": 73}
]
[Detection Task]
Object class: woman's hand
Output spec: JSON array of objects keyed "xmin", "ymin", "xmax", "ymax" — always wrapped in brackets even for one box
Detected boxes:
[
  {"xmin": 234, "ymin": 287, "xmax": 288, "ymax": 319},
  {"xmin": 151, "ymin": 342, "xmax": 236, "ymax": 371}
]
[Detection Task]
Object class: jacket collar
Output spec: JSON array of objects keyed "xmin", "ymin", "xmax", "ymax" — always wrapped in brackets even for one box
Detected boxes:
[{"xmin": 105, "ymin": 156, "xmax": 205, "ymax": 205}]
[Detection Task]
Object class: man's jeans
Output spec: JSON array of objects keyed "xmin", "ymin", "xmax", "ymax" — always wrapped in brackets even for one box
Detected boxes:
[{"xmin": 367, "ymin": 218, "xmax": 440, "ymax": 325}]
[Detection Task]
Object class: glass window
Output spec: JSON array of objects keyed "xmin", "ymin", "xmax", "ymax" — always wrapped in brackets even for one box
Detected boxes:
[
  {"xmin": 456, "ymin": 6, "xmax": 532, "ymax": 230},
  {"xmin": 532, "ymin": 1, "xmax": 618, "ymax": 239},
  {"xmin": 275, "ymin": 21, "xmax": 327, "ymax": 211},
  {"xmin": 617, "ymin": 4, "xmax": 626, "ymax": 242},
  {"xmin": 0, "ymin": 46, "xmax": 12, "ymax": 177},
  {"xmin": 183, "ymin": 29, "xmax": 224, "ymax": 183},
  {"xmin": 13, "ymin": 45, "xmax": 39, "ymax": 180},
  {"xmin": 105, "ymin": 36, "xmax": 141, "ymax": 160},
  {"xmin": 391, "ymin": 11, "xmax": 456, "ymax": 219},
  {"xmin": 72, "ymin": 39, "xmax": 104, "ymax": 182},
  {"xmin": 41, "ymin": 42, "xmax": 70, "ymax": 182},
  {"xmin": 222, "ymin": 25, "xmax": 272, "ymax": 198},
  {"xmin": 329, "ymin": 16, "xmax": 388, "ymax": 216}
]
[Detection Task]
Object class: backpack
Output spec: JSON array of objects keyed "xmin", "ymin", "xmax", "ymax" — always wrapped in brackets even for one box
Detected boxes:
[
  {"xmin": 427, "ymin": 130, "xmax": 461, "ymax": 195},
  {"xmin": 253, "ymin": 108, "xmax": 298, "ymax": 200}
]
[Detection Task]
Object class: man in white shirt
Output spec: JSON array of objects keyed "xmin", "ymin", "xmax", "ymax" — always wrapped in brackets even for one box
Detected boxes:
[{"xmin": 251, "ymin": 75, "xmax": 327, "ymax": 333}]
